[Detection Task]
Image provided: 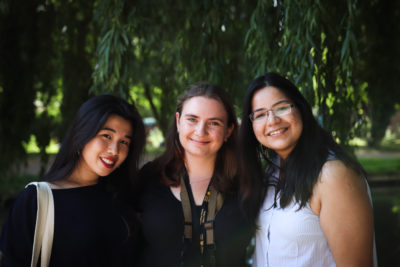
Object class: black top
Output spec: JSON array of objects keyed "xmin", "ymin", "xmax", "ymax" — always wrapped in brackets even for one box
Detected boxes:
[
  {"xmin": 0, "ymin": 183, "xmax": 139, "ymax": 267},
  {"xmin": 138, "ymin": 178, "xmax": 252, "ymax": 267}
]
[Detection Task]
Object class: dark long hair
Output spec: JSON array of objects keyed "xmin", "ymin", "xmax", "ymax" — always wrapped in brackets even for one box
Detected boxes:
[
  {"xmin": 145, "ymin": 82, "xmax": 239, "ymax": 194},
  {"xmin": 238, "ymin": 72, "xmax": 365, "ymax": 223},
  {"xmin": 44, "ymin": 94, "xmax": 146, "ymax": 199}
]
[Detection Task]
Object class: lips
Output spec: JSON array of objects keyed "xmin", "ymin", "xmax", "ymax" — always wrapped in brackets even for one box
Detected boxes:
[
  {"xmin": 100, "ymin": 156, "xmax": 117, "ymax": 168},
  {"xmin": 189, "ymin": 138, "xmax": 210, "ymax": 145},
  {"xmin": 267, "ymin": 127, "xmax": 287, "ymax": 136}
]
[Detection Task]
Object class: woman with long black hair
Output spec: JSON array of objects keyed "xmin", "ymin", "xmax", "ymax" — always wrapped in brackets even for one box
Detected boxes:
[
  {"xmin": 0, "ymin": 94, "xmax": 146, "ymax": 266},
  {"xmin": 238, "ymin": 73, "xmax": 377, "ymax": 266}
]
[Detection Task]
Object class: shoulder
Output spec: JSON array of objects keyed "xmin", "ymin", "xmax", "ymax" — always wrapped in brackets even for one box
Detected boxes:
[
  {"xmin": 139, "ymin": 159, "xmax": 180, "ymax": 189},
  {"xmin": 311, "ymin": 159, "xmax": 369, "ymax": 215},
  {"xmin": 14, "ymin": 185, "xmax": 38, "ymax": 207},
  {"xmin": 138, "ymin": 161, "xmax": 162, "ymax": 181},
  {"xmin": 137, "ymin": 164, "xmax": 169, "ymax": 203},
  {"xmin": 312, "ymin": 161, "xmax": 375, "ymax": 266},
  {"xmin": 318, "ymin": 159, "xmax": 366, "ymax": 192},
  {"xmin": 3, "ymin": 184, "xmax": 38, "ymax": 227}
]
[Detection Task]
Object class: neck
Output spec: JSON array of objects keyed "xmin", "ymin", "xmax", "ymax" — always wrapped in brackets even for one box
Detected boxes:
[
  {"xmin": 184, "ymin": 154, "xmax": 215, "ymax": 183},
  {"xmin": 66, "ymin": 175, "xmax": 98, "ymax": 187},
  {"xmin": 66, "ymin": 164, "xmax": 99, "ymax": 187}
]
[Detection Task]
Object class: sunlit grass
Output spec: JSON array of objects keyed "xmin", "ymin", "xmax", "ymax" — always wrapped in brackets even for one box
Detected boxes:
[
  {"xmin": 381, "ymin": 139, "xmax": 400, "ymax": 151},
  {"xmin": 358, "ymin": 157, "xmax": 400, "ymax": 174}
]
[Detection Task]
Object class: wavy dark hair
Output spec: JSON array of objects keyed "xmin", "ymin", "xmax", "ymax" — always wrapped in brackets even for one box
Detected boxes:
[
  {"xmin": 146, "ymin": 82, "xmax": 239, "ymax": 194},
  {"xmin": 43, "ymin": 94, "xmax": 146, "ymax": 200},
  {"xmin": 238, "ymin": 72, "xmax": 365, "ymax": 223}
]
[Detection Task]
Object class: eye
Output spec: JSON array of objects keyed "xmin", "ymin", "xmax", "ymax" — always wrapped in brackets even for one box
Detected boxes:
[
  {"xmin": 186, "ymin": 117, "xmax": 197, "ymax": 123},
  {"xmin": 102, "ymin": 134, "xmax": 111, "ymax": 139},
  {"xmin": 276, "ymin": 106, "xmax": 289, "ymax": 112},
  {"xmin": 254, "ymin": 111, "xmax": 266, "ymax": 119},
  {"xmin": 275, "ymin": 105, "xmax": 291, "ymax": 115},
  {"xmin": 120, "ymin": 140, "xmax": 130, "ymax": 146},
  {"xmin": 209, "ymin": 121, "xmax": 222, "ymax": 127}
]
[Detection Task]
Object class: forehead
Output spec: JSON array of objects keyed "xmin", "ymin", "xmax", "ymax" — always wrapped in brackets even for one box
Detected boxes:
[
  {"xmin": 251, "ymin": 86, "xmax": 289, "ymax": 108},
  {"xmin": 102, "ymin": 114, "xmax": 133, "ymax": 135},
  {"xmin": 181, "ymin": 96, "xmax": 228, "ymax": 119}
]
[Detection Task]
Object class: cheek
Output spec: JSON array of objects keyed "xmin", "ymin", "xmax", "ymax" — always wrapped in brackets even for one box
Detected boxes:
[
  {"xmin": 211, "ymin": 128, "xmax": 227, "ymax": 142},
  {"xmin": 252, "ymin": 125, "xmax": 269, "ymax": 146},
  {"xmin": 252, "ymin": 124, "xmax": 264, "ymax": 138},
  {"xmin": 120, "ymin": 141, "xmax": 130, "ymax": 155},
  {"xmin": 121, "ymin": 145, "xmax": 130, "ymax": 158},
  {"xmin": 116, "ymin": 146, "xmax": 130, "ymax": 167},
  {"xmin": 93, "ymin": 137, "xmax": 108, "ymax": 148},
  {"xmin": 178, "ymin": 124, "xmax": 190, "ymax": 136},
  {"xmin": 292, "ymin": 114, "xmax": 303, "ymax": 138},
  {"xmin": 178, "ymin": 124, "xmax": 193, "ymax": 143},
  {"xmin": 178, "ymin": 129, "xmax": 186, "ymax": 145},
  {"xmin": 120, "ymin": 151, "xmax": 129, "ymax": 164},
  {"xmin": 295, "ymin": 125, "xmax": 303, "ymax": 142},
  {"xmin": 81, "ymin": 138, "xmax": 103, "ymax": 157}
]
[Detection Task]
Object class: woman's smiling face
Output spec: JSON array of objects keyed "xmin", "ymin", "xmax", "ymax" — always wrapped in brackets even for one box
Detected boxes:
[
  {"xmin": 176, "ymin": 96, "xmax": 233, "ymax": 161},
  {"xmin": 78, "ymin": 114, "xmax": 133, "ymax": 180},
  {"xmin": 251, "ymin": 86, "xmax": 303, "ymax": 160}
]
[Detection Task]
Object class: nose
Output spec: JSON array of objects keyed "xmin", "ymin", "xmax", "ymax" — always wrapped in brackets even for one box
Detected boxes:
[
  {"xmin": 108, "ymin": 141, "xmax": 119, "ymax": 155},
  {"xmin": 195, "ymin": 121, "xmax": 207, "ymax": 136},
  {"xmin": 266, "ymin": 111, "xmax": 280, "ymax": 126}
]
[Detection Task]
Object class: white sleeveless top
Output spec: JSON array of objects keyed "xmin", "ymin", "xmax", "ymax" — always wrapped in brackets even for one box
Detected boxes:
[
  {"xmin": 252, "ymin": 160, "xmax": 378, "ymax": 267},
  {"xmin": 253, "ymin": 185, "xmax": 336, "ymax": 267}
]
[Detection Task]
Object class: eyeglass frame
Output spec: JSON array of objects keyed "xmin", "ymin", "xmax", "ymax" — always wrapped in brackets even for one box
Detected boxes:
[{"xmin": 249, "ymin": 103, "xmax": 295, "ymax": 123}]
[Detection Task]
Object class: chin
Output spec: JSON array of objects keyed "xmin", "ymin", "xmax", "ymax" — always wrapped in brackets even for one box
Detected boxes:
[{"xmin": 98, "ymin": 170, "xmax": 114, "ymax": 177}]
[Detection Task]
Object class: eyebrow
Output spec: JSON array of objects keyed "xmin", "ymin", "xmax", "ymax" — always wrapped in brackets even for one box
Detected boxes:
[
  {"xmin": 184, "ymin": 114, "xmax": 225, "ymax": 123},
  {"xmin": 102, "ymin": 127, "xmax": 133, "ymax": 139},
  {"xmin": 252, "ymin": 99, "xmax": 291, "ymax": 113}
]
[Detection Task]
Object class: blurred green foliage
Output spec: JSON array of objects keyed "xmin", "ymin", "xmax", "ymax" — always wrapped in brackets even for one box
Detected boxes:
[{"xmin": 0, "ymin": 0, "xmax": 399, "ymax": 178}]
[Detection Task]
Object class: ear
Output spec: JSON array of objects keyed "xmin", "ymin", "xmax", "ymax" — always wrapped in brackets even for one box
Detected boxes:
[
  {"xmin": 225, "ymin": 123, "xmax": 234, "ymax": 141},
  {"xmin": 175, "ymin": 112, "xmax": 181, "ymax": 132}
]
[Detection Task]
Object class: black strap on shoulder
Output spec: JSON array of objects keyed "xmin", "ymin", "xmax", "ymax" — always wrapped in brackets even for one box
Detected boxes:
[{"xmin": 180, "ymin": 174, "xmax": 193, "ymax": 239}]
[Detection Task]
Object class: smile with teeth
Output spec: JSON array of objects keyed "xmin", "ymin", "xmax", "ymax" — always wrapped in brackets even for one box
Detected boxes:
[
  {"xmin": 268, "ymin": 128, "xmax": 287, "ymax": 136},
  {"xmin": 101, "ymin": 157, "xmax": 116, "ymax": 168}
]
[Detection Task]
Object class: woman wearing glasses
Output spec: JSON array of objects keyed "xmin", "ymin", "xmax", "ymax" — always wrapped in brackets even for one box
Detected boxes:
[
  {"xmin": 238, "ymin": 73, "xmax": 377, "ymax": 266},
  {"xmin": 137, "ymin": 83, "xmax": 252, "ymax": 267}
]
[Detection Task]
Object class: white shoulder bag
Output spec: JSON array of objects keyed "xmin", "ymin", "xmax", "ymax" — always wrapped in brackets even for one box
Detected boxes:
[{"xmin": 26, "ymin": 182, "xmax": 54, "ymax": 267}]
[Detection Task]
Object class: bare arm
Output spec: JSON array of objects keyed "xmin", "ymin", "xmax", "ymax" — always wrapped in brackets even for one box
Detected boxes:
[{"xmin": 311, "ymin": 160, "xmax": 374, "ymax": 267}]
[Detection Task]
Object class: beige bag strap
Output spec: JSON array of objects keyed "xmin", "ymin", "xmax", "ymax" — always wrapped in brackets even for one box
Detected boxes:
[
  {"xmin": 179, "ymin": 175, "xmax": 223, "ymax": 245},
  {"xmin": 204, "ymin": 185, "xmax": 221, "ymax": 246},
  {"xmin": 27, "ymin": 182, "xmax": 54, "ymax": 267}
]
